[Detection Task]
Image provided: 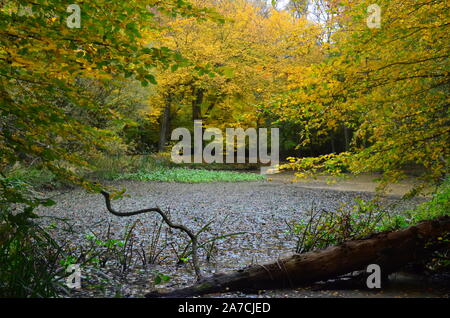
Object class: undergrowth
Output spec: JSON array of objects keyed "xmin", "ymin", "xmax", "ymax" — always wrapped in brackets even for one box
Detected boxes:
[
  {"xmin": 111, "ymin": 168, "xmax": 265, "ymax": 183},
  {"xmin": 286, "ymin": 177, "xmax": 449, "ymax": 270}
]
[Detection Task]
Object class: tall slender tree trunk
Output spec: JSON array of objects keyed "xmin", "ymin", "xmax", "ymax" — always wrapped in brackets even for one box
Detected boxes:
[
  {"xmin": 192, "ymin": 88, "xmax": 204, "ymax": 162},
  {"xmin": 344, "ymin": 126, "xmax": 350, "ymax": 151},
  {"xmin": 158, "ymin": 94, "xmax": 172, "ymax": 152},
  {"xmin": 192, "ymin": 88, "xmax": 203, "ymax": 121},
  {"xmin": 330, "ymin": 133, "xmax": 336, "ymax": 153}
]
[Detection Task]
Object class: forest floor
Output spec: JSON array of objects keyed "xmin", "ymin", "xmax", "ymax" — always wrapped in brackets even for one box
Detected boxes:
[{"xmin": 37, "ymin": 174, "xmax": 449, "ymax": 298}]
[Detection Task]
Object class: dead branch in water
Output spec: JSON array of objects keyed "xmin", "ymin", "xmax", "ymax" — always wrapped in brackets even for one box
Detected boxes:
[{"xmin": 100, "ymin": 191, "xmax": 202, "ymax": 280}]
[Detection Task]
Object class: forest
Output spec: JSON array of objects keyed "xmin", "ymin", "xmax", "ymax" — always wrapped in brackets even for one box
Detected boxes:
[{"xmin": 0, "ymin": 0, "xmax": 449, "ymax": 301}]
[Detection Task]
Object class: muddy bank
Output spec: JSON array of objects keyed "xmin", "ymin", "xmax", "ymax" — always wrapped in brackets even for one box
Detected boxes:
[{"xmin": 268, "ymin": 172, "xmax": 433, "ymax": 198}]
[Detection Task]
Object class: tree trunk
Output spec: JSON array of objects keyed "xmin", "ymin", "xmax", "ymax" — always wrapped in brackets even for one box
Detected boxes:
[
  {"xmin": 192, "ymin": 88, "xmax": 203, "ymax": 121},
  {"xmin": 146, "ymin": 216, "xmax": 450, "ymax": 298},
  {"xmin": 343, "ymin": 126, "xmax": 350, "ymax": 151},
  {"xmin": 158, "ymin": 94, "xmax": 172, "ymax": 152},
  {"xmin": 330, "ymin": 133, "xmax": 336, "ymax": 153}
]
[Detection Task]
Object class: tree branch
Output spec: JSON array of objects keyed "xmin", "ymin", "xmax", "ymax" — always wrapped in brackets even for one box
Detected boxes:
[{"xmin": 100, "ymin": 191, "xmax": 202, "ymax": 280}]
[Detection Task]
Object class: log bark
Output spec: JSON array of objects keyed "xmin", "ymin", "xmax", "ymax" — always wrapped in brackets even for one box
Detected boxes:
[{"xmin": 146, "ymin": 216, "xmax": 450, "ymax": 298}]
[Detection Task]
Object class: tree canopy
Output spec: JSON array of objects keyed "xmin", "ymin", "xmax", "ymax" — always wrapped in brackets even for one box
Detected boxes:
[
  {"xmin": 1, "ymin": 0, "xmax": 448, "ymax": 192},
  {"xmin": 0, "ymin": 0, "xmax": 217, "ymax": 191},
  {"xmin": 272, "ymin": 0, "xmax": 449, "ymax": 192}
]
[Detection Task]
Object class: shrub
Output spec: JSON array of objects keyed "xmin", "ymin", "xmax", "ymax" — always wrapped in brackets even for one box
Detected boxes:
[
  {"xmin": 4, "ymin": 166, "xmax": 60, "ymax": 190},
  {"xmin": 287, "ymin": 177, "xmax": 449, "ymax": 254},
  {"xmin": 379, "ymin": 177, "xmax": 450, "ymax": 231},
  {"xmin": 0, "ymin": 175, "xmax": 65, "ymax": 297},
  {"xmin": 286, "ymin": 199, "xmax": 388, "ymax": 254}
]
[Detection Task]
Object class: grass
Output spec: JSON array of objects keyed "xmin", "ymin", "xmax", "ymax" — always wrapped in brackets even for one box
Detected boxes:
[
  {"xmin": 3, "ymin": 154, "xmax": 266, "ymax": 189},
  {"xmin": 288, "ymin": 176, "xmax": 449, "ymax": 255},
  {"xmin": 87, "ymin": 153, "xmax": 262, "ymax": 177},
  {"xmin": 0, "ymin": 174, "xmax": 67, "ymax": 297},
  {"xmin": 86, "ymin": 154, "xmax": 174, "ymax": 180},
  {"xmin": 378, "ymin": 176, "xmax": 450, "ymax": 231},
  {"xmin": 0, "ymin": 218, "xmax": 64, "ymax": 297},
  {"xmin": 4, "ymin": 166, "xmax": 61, "ymax": 189},
  {"xmin": 112, "ymin": 168, "xmax": 266, "ymax": 183}
]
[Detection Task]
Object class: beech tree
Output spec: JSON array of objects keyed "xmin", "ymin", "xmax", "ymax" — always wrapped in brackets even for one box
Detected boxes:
[
  {"xmin": 268, "ymin": 0, "xmax": 449, "ymax": 191},
  {"xmin": 0, "ymin": 0, "xmax": 217, "ymax": 190},
  {"xmin": 144, "ymin": 0, "xmax": 322, "ymax": 151}
]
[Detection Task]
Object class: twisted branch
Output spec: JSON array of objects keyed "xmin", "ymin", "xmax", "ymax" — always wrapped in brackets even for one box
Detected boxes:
[{"xmin": 100, "ymin": 191, "xmax": 202, "ymax": 280}]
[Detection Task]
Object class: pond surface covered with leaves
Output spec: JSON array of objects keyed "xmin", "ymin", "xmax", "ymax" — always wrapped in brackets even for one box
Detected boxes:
[{"xmin": 37, "ymin": 179, "xmax": 448, "ymax": 298}]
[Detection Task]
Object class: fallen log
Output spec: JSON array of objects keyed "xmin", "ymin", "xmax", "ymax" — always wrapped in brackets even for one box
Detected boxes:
[{"xmin": 145, "ymin": 216, "xmax": 450, "ymax": 298}]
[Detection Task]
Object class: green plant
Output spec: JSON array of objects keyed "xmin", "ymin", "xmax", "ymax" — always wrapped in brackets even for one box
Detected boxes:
[
  {"xmin": 113, "ymin": 168, "xmax": 265, "ymax": 183},
  {"xmin": 83, "ymin": 221, "xmax": 139, "ymax": 274},
  {"xmin": 4, "ymin": 165, "xmax": 62, "ymax": 190},
  {"xmin": 0, "ymin": 175, "xmax": 66, "ymax": 297},
  {"xmin": 286, "ymin": 200, "xmax": 388, "ymax": 254},
  {"xmin": 378, "ymin": 177, "xmax": 450, "ymax": 232},
  {"xmin": 152, "ymin": 271, "xmax": 171, "ymax": 285},
  {"xmin": 146, "ymin": 219, "xmax": 169, "ymax": 265},
  {"xmin": 286, "ymin": 177, "xmax": 449, "ymax": 258}
]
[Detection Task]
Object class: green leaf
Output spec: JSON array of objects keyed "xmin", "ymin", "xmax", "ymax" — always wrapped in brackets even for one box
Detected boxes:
[{"xmin": 144, "ymin": 74, "xmax": 157, "ymax": 84}]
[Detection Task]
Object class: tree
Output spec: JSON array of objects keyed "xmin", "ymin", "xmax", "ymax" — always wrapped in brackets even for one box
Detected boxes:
[
  {"xmin": 0, "ymin": 0, "xmax": 219, "ymax": 297},
  {"xmin": 269, "ymin": 0, "xmax": 449, "ymax": 191},
  {"xmin": 145, "ymin": 0, "xmax": 322, "ymax": 151},
  {"xmin": 0, "ymin": 0, "xmax": 215, "ymax": 189}
]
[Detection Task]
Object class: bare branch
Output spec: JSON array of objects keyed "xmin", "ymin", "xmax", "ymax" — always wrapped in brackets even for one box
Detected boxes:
[{"xmin": 100, "ymin": 191, "xmax": 202, "ymax": 280}]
